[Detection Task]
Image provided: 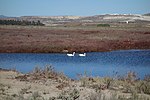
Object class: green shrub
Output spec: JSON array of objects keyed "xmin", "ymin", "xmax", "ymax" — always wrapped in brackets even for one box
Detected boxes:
[{"xmin": 97, "ymin": 24, "xmax": 110, "ymax": 27}]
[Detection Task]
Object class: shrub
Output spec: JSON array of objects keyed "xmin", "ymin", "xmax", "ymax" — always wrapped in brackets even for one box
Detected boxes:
[
  {"xmin": 135, "ymin": 81, "xmax": 150, "ymax": 94},
  {"xmin": 69, "ymin": 89, "xmax": 80, "ymax": 99},
  {"xmin": 33, "ymin": 66, "xmax": 42, "ymax": 74},
  {"xmin": 49, "ymin": 97, "xmax": 56, "ymax": 100},
  {"xmin": 144, "ymin": 74, "xmax": 150, "ymax": 82},
  {"xmin": 88, "ymin": 92, "xmax": 102, "ymax": 100},
  {"xmin": 97, "ymin": 24, "xmax": 110, "ymax": 27},
  {"xmin": 57, "ymin": 89, "xmax": 80, "ymax": 100},
  {"xmin": 80, "ymin": 77, "xmax": 89, "ymax": 87},
  {"xmin": 28, "ymin": 91, "xmax": 44, "ymax": 100},
  {"xmin": 125, "ymin": 71, "xmax": 137, "ymax": 84},
  {"xmin": 103, "ymin": 77, "xmax": 113, "ymax": 89}
]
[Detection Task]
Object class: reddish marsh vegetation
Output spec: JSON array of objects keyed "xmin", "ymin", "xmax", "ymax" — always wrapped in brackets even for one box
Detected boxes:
[{"xmin": 0, "ymin": 25, "xmax": 150, "ymax": 53}]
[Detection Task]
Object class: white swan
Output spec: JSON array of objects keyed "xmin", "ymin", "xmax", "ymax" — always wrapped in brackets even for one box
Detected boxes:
[
  {"xmin": 67, "ymin": 52, "xmax": 75, "ymax": 56},
  {"xmin": 79, "ymin": 53, "xmax": 86, "ymax": 56}
]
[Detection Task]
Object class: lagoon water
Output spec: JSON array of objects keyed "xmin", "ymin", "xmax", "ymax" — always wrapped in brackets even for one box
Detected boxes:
[{"xmin": 0, "ymin": 50, "xmax": 150, "ymax": 79}]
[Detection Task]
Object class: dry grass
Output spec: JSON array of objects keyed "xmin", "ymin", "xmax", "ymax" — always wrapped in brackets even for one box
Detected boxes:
[
  {"xmin": 15, "ymin": 65, "xmax": 69, "ymax": 84},
  {"xmin": 78, "ymin": 71, "xmax": 150, "ymax": 100}
]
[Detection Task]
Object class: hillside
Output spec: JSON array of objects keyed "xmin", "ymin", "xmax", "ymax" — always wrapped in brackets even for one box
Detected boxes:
[
  {"xmin": 143, "ymin": 13, "xmax": 150, "ymax": 16},
  {"xmin": 0, "ymin": 14, "xmax": 150, "ymax": 26},
  {"xmin": 0, "ymin": 15, "xmax": 8, "ymax": 18}
]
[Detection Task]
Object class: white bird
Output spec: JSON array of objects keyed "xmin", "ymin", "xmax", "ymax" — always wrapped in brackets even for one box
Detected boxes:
[
  {"xmin": 79, "ymin": 53, "xmax": 86, "ymax": 56},
  {"xmin": 67, "ymin": 52, "xmax": 75, "ymax": 56}
]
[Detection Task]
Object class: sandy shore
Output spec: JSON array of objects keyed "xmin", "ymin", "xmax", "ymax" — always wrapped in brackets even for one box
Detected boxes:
[
  {"xmin": 0, "ymin": 68, "xmax": 150, "ymax": 100},
  {"xmin": 0, "ymin": 69, "xmax": 97, "ymax": 100}
]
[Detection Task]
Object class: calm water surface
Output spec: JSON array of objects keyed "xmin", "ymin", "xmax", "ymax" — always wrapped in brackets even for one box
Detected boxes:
[{"xmin": 0, "ymin": 50, "xmax": 150, "ymax": 79}]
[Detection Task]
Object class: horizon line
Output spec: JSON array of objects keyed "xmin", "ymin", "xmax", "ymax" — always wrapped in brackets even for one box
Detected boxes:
[{"xmin": 1, "ymin": 12, "xmax": 150, "ymax": 17}]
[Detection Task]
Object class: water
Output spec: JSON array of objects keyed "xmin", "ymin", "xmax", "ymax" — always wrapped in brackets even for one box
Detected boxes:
[{"xmin": 0, "ymin": 50, "xmax": 150, "ymax": 79}]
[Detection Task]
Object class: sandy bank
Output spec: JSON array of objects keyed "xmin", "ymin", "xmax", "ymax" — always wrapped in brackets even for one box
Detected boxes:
[{"xmin": 0, "ymin": 68, "xmax": 150, "ymax": 100}]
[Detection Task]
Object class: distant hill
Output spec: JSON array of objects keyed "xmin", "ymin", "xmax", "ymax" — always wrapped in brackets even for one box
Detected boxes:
[
  {"xmin": 0, "ymin": 15, "xmax": 9, "ymax": 18},
  {"xmin": 0, "ymin": 14, "xmax": 150, "ymax": 26},
  {"xmin": 0, "ymin": 15, "xmax": 19, "ymax": 20},
  {"xmin": 143, "ymin": 13, "xmax": 150, "ymax": 16}
]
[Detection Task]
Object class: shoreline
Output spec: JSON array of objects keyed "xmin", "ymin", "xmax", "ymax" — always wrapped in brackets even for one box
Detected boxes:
[
  {"xmin": 0, "ymin": 49, "xmax": 149, "ymax": 54},
  {"xmin": 0, "ymin": 43, "xmax": 150, "ymax": 53},
  {"xmin": 0, "ymin": 67, "xmax": 150, "ymax": 100}
]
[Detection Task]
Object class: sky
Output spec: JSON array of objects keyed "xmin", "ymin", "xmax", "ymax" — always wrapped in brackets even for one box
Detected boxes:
[{"xmin": 0, "ymin": 0, "xmax": 150, "ymax": 17}]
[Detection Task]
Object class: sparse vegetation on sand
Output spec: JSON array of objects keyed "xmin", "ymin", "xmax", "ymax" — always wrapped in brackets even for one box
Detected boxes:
[{"xmin": 0, "ymin": 66, "xmax": 150, "ymax": 100}]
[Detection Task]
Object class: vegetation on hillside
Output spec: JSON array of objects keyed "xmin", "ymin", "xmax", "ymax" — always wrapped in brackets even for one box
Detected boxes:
[
  {"xmin": 97, "ymin": 24, "xmax": 110, "ymax": 27},
  {"xmin": 144, "ymin": 13, "xmax": 150, "ymax": 16},
  {"xmin": 0, "ymin": 20, "xmax": 44, "ymax": 26}
]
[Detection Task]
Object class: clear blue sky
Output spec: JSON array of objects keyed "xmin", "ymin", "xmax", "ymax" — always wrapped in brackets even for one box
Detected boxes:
[{"xmin": 0, "ymin": 0, "xmax": 150, "ymax": 17}]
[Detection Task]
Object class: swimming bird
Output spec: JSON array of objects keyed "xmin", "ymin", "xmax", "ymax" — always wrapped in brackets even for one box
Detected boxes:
[
  {"xmin": 79, "ymin": 53, "xmax": 86, "ymax": 56},
  {"xmin": 67, "ymin": 52, "xmax": 75, "ymax": 56}
]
